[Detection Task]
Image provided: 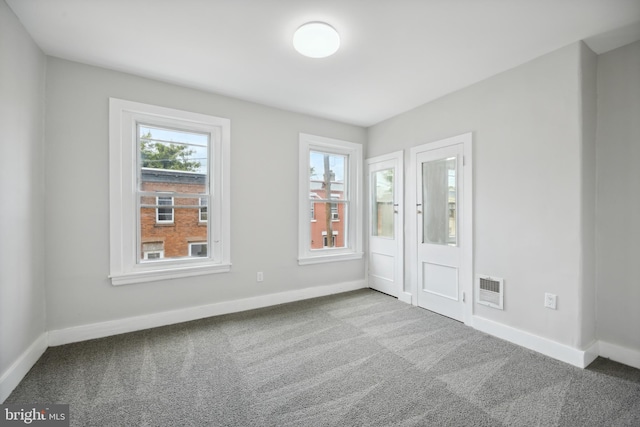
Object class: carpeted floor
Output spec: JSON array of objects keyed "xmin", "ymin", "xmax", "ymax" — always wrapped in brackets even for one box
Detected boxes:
[{"xmin": 5, "ymin": 289, "xmax": 640, "ymax": 426}]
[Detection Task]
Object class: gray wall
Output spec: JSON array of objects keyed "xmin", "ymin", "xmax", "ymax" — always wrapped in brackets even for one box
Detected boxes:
[
  {"xmin": 44, "ymin": 58, "xmax": 366, "ymax": 331},
  {"xmin": 0, "ymin": 1, "xmax": 46, "ymax": 378},
  {"xmin": 596, "ymin": 40, "xmax": 640, "ymax": 352},
  {"xmin": 368, "ymin": 43, "xmax": 593, "ymax": 348}
]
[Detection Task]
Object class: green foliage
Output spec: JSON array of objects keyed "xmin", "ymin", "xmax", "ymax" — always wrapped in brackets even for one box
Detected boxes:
[{"xmin": 140, "ymin": 132, "xmax": 201, "ymax": 171}]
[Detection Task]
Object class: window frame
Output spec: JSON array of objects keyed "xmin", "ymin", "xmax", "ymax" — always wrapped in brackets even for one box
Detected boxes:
[
  {"xmin": 109, "ymin": 98, "xmax": 231, "ymax": 285},
  {"xmin": 298, "ymin": 133, "xmax": 363, "ymax": 264}
]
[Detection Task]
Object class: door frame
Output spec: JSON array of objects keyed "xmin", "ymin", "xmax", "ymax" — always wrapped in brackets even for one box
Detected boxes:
[
  {"xmin": 366, "ymin": 151, "xmax": 404, "ymax": 299},
  {"xmin": 409, "ymin": 133, "xmax": 473, "ymax": 325}
]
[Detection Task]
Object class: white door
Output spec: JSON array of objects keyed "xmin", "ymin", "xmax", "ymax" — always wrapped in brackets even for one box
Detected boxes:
[
  {"xmin": 367, "ymin": 152, "xmax": 403, "ymax": 297},
  {"xmin": 413, "ymin": 135, "xmax": 471, "ymax": 322}
]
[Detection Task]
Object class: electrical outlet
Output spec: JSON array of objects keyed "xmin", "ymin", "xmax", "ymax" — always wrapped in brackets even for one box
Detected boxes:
[
  {"xmin": 544, "ymin": 293, "xmax": 557, "ymax": 310},
  {"xmin": 257, "ymin": 272, "xmax": 264, "ymax": 282}
]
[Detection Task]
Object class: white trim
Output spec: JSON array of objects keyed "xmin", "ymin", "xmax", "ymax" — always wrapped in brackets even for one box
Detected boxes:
[
  {"xmin": 473, "ymin": 316, "xmax": 594, "ymax": 368},
  {"xmin": 0, "ymin": 333, "xmax": 48, "ymax": 402},
  {"xmin": 398, "ymin": 292, "xmax": 413, "ymax": 304},
  {"xmin": 598, "ymin": 340, "xmax": 640, "ymax": 370},
  {"xmin": 298, "ymin": 133, "xmax": 363, "ymax": 264},
  {"xmin": 48, "ymin": 280, "xmax": 367, "ymax": 346},
  {"xmin": 109, "ymin": 262, "xmax": 231, "ymax": 286}
]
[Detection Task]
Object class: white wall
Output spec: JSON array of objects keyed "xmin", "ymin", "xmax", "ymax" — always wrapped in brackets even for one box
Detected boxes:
[
  {"xmin": 0, "ymin": 0, "xmax": 47, "ymax": 399},
  {"xmin": 44, "ymin": 58, "xmax": 367, "ymax": 332},
  {"xmin": 596, "ymin": 41, "xmax": 640, "ymax": 354},
  {"xmin": 368, "ymin": 43, "xmax": 592, "ymax": 350}
]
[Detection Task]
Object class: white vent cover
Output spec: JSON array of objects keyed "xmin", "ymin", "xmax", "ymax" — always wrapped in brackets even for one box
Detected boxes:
[{"xmin": 476, "ymin": 275, "xmax": 504, "ymax": 310}]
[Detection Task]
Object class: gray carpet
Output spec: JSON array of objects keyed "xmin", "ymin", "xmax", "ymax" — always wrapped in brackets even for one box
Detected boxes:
[{"xmin": 5, "ymin": 289, "xmax": 640, "ymax": 426}]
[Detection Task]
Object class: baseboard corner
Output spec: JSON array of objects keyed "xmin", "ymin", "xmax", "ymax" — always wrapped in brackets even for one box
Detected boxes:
[
  {"xmin": 472, "ymin": 315, "xmax": 589, "ymax": 368},
  {"xmin": 0, "ymin": 333, "xmax": 48, "ymax": 403},
  {"xmin": 598, "ymin": 340, "xmax": 640, "ymax": 370}
]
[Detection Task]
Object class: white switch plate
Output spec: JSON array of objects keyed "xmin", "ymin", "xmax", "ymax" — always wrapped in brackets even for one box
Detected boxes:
[
  {"xmin": 544, "ymin": 293, "xmax": 557, "ymax": 310},
  {"xmin": 257, "ymin": 272, "xmax": 264, "ymax": 282}
]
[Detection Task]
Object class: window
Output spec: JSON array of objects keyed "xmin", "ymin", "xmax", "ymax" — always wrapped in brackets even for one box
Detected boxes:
[
  {"xmin": 189, "ymin": 242, "xmax": 208, "ymax": 257},
  {"xmin": 156, "ymin": 196, "xmax": 174, "ymax": 223},
  {"xmin": 331, "ymin": 193, "xmax": 340, "ymax": 220},
  {"xmin": 109, "ymin": 98, "xmax": 230, "ymax": 285},
  {"xmin": 298, "ymin": 133, "xmax": 363, "ymax": 264},
  {"xmin": 199, "ymin": 197, "xmax": 208, "ymax": 222},
  {"xmin": 142, "ymin": 242, "xmax": 164, "ymax": 260}
]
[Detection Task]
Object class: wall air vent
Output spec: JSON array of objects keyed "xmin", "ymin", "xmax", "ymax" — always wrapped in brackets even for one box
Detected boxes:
[{"xmin": 476, "ymin": 275, "xmax": 504, "ymax": 310}]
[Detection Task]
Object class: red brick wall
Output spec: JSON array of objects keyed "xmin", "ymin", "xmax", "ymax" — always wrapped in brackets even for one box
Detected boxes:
[
  {"xmin": 140, "ymin": 181, "xmax": 207, "ymax": 258},
  {"xmin": 310, "ymin": 189, "xmax": 345, "ymax": 249}
]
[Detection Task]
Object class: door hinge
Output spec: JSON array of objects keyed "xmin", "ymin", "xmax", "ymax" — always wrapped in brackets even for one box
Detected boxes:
[
  {"xmin": 463, "ymin": 156, "xmax": 466, "ymax": 166},
  {"xmin": 462, "ymin": 291, "xmax": 466, "ymax": 302}
]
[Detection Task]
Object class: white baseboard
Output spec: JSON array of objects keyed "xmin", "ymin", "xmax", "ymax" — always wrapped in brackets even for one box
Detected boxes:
[
  {"xmin": 398, "ymin": 292, "xmax": 412, "ymax": 305},
  {"xmin": 49, "ymin": 280, "xmax": 366, "ymax": 346},
  {"xmin": 0, "ymin": 333, "xmax": 48, "ymax": 403},
  {"xmin": 598, "ymin": 340, "xmax": 640, "ymax": 370},
  {"xmin": 472, "ymin": 316, "xmax": 593, "ymax": 368}
]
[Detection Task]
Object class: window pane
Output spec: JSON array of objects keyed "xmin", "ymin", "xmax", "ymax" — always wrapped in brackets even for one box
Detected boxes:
[
  {"xmin": 138, "ymin": 125, "xmax": 210, "ymax": 264},
  {"xmin": 372, "ymin": 168, "xmax": 394, "ymax": 238},
  {"xmin": 139, "ymin": 197, "xmax": 208, "ymax": 262},
  {"xmin": 138, "ymin": 125, "xmax": 208, "ymax": 193},
  {"xmin": 309, "ymin": 150, "xmax": 348, "ymax": 250},
  {"xmin": 310, "ymin": 202, "xmax": 346, "ymax": 249},
  {"xmin": 422, "ymin": 157, "xmax": 457, "ymax": 245}
]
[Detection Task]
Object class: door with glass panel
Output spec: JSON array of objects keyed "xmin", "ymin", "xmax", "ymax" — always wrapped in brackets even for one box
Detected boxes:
[
  {"xmin": 415, "ymin": 143, "xmax": 464, "ymax": 321},
  {"xmin": 367, "ymin": 152, "xmax": 403, "ymax": 297}
]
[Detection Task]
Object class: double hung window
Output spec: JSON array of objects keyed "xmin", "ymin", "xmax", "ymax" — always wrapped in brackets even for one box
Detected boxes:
[
  {"xmin": 109, "ymin": 99, "xmax": 230, "ymax": 285},
  {"xmin": 298, "ymin": 133, "xmax": 363, "ymax": 264}
]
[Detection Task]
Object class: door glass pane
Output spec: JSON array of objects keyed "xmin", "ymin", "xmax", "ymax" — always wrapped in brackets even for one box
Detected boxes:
[
  {"xmin": 422, "ymin": 157, "xmax": 457, "ymax": 245},
  {"xmin": 372, "ymin": 168, "xmax": 394, "ymax": 238}
]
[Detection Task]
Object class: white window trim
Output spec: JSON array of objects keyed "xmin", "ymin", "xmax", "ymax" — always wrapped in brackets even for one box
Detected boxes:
[
  {"xmin": 298, "ymin": 133, "xmax": 363, "ymax": 265},
  {"xmin": 109, "ymin": 98, "xmax": 231, "ymax": 285}
]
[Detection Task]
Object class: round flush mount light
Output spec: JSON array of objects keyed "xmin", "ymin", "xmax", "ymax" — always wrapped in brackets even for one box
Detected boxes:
[{"xmin": 293, "ymin": 22, "xmax": 340, "ymax": 58}]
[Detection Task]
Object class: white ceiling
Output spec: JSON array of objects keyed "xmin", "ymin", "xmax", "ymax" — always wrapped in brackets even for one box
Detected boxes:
[{"xmin": 7, "ymin": 0, "xmax": 640, "ymax": 126}]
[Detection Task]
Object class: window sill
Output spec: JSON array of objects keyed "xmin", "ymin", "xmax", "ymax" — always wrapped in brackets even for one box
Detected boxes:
[
  {"xmin": 298, "ymin": 252, "xmax": 363, "ymax": 265},
  {"xmin": 109, "ymin": 262, "xmax": 231, "ymax": 286}
]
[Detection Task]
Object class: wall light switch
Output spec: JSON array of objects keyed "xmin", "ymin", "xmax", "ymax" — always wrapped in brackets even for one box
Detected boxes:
[{"xmin": 257, "ymin": 272, "xmax": 264, "ymax": 282}]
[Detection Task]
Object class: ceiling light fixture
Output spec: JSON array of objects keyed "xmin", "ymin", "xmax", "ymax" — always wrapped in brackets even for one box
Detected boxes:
[{"xmin": 293, "ymin": 22, "xmax": 340, "ymax": 58}]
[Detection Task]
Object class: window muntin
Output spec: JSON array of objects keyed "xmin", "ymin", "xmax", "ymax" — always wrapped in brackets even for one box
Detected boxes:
[
  {"xmin": 298, "ymin": 133, "xmax": 363, "ymax": 264},
  {"xmin": 109, "ymin": 98, "xmax": 230, "ymax": 285}
]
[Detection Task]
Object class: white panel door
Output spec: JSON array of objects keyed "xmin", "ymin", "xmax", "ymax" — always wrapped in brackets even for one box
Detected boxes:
[
  {"xmin": 367, "ymin": 152, "xmax": 403, "ymax": 297},
  {"xmin": 416, "ymin": 143, "xmax": 465, "ymax": 321}
]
